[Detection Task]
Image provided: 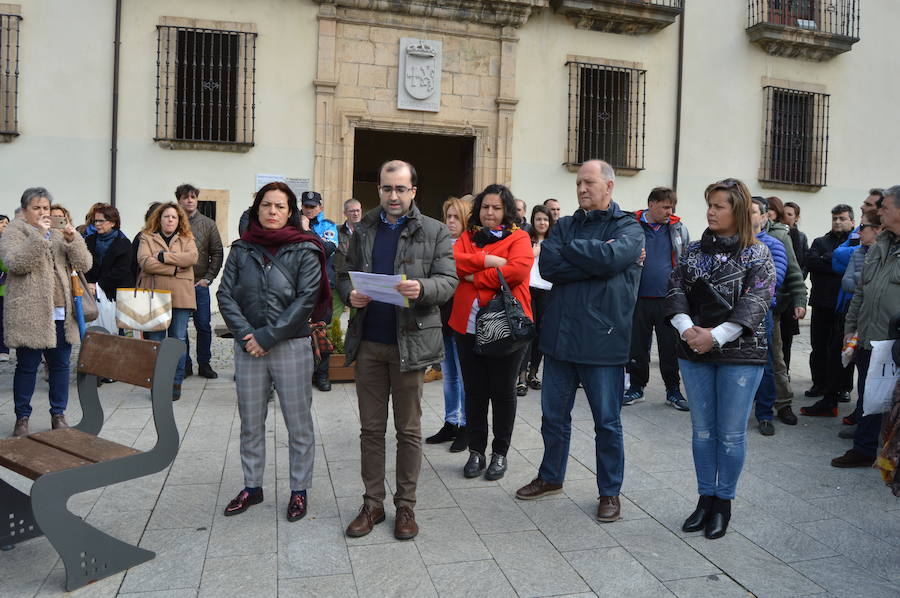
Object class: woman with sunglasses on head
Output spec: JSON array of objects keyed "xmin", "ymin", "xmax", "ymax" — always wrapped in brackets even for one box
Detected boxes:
[{"xmin": 665, "ymin": 178, "xmax": 775, "ymax": 539}]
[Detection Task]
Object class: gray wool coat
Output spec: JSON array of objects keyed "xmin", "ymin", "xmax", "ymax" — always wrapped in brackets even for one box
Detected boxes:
[{"xmin": 0, "ymin": 217, "xmax": 93, "ymax": 348}]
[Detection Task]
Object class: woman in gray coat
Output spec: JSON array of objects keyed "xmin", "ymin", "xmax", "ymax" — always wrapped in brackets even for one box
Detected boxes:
[{"xmin": 0, "ymin": 188, "xmax": 93, "ymax": 437}]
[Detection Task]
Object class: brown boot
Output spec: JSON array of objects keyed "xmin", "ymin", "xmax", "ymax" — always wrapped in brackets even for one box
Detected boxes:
[
  {"xmin": 345, "ymin": 503, "xmax": 385, "ymax": 538},
  {"xmin": 515, "ymin": 477, "xmax": 563, "ymax": 500},
  {"xmin": 394, "ymin": 505, "xmax": 418, "ymax": 540},
  {"xmin": 597, "ymin": 495, "xmax": 621, "ymax": 523},
  {"xmin": 12, "ymin": 417, "xmax": 29, "ymax": 438},
  {"xmin": 51, "ymin": 414, "xmax": 69, "ymax": 430}
]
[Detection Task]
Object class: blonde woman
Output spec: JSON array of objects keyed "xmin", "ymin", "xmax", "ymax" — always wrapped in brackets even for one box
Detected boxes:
[
  {"xmin": 137, "ymin": 202, "xmax": 198, "ymax": 399},
  {"xmin": 426, "ymin": 195, "xmax": 473, "ymax": 452}
]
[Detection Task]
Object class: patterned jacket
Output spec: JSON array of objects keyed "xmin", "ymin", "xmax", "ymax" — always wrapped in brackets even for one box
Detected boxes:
[{"xmin": 665, "ymin": 230, "xmax": 775, "ymax": 364}]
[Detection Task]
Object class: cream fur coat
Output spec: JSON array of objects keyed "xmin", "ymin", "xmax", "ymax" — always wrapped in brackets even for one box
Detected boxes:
[{"xmin": 0, "ymin": 217, "xmax": 93, "ymax": 348}]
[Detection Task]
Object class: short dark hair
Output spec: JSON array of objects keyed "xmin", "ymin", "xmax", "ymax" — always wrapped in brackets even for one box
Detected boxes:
[
  {"xmin": 751, "ymin": 196, "xmax": 768, "ymax": 213},
  {"xmin": 869, "ymin": 188, "xmax": 884, "ymax": 199},
  {"xmin": 863, "ymin": 211, "xmax": 882, "ymax": 227},
  {"xmin": 831, "ymin": 204, "xmax": 854, "ymax": 220},
  {"xmin": 0, "ymin": 214, "xmax": 9, "ymax": 223},
  {"xmin": 175, "ymin": 184, "xmax": 199, "ymax": 200},
  {"xmin": 543, "ymin": 198, "xmax": 560, "ymax": 206},
  {"xmin": 250, "ymin": 182, "xmax": 301, "ymax": 229},
  {"xmin": 378, "ymin": 160, "xmax": 417, "ymax": 186},
  {"xmin": 647, "ymin": 187, "xmax": 677, "ymax": 207},
  {"xmin": 94, "ymin": 204, "xmax": 121, "ymax": 229},
  {"xmin": 784, "ymin": 201, "xmax": 800, "ymax": 218},
  {"xmin": 469, "ymin": 184, "xmax": 518, "ymax": 230}
]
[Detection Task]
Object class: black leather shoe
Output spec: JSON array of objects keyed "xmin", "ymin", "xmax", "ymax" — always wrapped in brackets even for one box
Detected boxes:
[
  {"xmin": 837, "ymin": 391, "xmax": 851, "ymax": 403},
  {"xmin": 224, "ymin": 488, "xmax": 263, "ymax": 516},
  {"xmin": 758, "ymin": 420, "xmax": 775, "ymax": 436},
  {"xmin": 485, "ymin": 453, "xmax": 507, "ymax": 480},
  {"xmin": 682, "ymin": 495, "xmax": 714, "ymax": 532},
  {"xmin": 804, "ymin": 384, "xmax": 823, "ymax": 397},
  {"xmin": 426, "ymin": 422, "xmax": 458, "ymax": 444},
  {"xmin": 287, "ymin": 492, "xmax": 307, "ymax": 522},
  {"xmin": 463, "ymin": 451, "xmax": 486, "ymax": 478},
  {"xmin": 449, "ymin": 427, "xmax": 468, "ymax": 453},
  {"xmin": 198, "ymin": 363, "xmax": 218, "ymax": 379},
  {"xmin": 704, "ymin": 497, "xmax": 731, "ymax": 539},
  {"xmin": 315, "ymin": 372, "xmax": 332, "ymax": 392},
  {"xmin": 777, "ymin": 406, "xmax": 798, "ymax": 425}
]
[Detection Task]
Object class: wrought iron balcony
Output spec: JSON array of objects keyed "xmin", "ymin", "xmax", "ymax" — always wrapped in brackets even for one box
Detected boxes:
[
  {"xmin": 747, "ymin": 0, "xmax": 860, "ymax": 61},
  {"xmin": 551, "ymin": 0, "xmax": 683, "ymax": 35}
]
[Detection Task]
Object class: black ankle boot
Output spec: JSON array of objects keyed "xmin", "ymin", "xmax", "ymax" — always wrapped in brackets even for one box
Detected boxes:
[
  {"xmin": 426, "ymin": 422, "xmax": 458, "ymax": 444},
  {"xmin": 682, "ymin": 495, "xmax": 714, "ymax": 532},
  {"xmin": 704, "ymin": 497, "xmax": 731, "ymax": 539}
]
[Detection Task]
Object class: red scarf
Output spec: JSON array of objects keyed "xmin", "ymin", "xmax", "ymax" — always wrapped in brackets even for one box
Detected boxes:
[{"xmin": 240, "ymin": 220, "xmax": 332, "ymax": 322}]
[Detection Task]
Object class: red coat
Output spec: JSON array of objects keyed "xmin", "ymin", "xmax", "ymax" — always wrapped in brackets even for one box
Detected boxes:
[{"xmin": 450, "ymin": 228, "xmax": 534, "ymax": 335}]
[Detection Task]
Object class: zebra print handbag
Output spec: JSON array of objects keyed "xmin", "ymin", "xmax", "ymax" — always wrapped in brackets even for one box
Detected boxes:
[{"xmin": 474, "ymin": 268, "xmax": 535, "ymax": 357}]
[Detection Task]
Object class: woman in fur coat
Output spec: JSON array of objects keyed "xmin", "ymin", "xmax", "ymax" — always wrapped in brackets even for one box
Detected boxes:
[{"xmin": 0, "ymin": 188, "xmax": 93, "ymax": 437}]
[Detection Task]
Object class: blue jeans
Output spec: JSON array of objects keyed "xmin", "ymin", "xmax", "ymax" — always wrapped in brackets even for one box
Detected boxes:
[
  {"xmin": 679, "ymin": 359, "xmax": 763, "ymax": 500},
  {"xmin": 185, "ymin": 285, "xmax": 212, "ymax": 367},
  {"xmin": 13, "ymin": 320, "xmax": 71, "ymax": 418},
  {"xmin": 538, "ymin": 356, "xmax": 625, "ymax": 496},
  {"xmin": 754, "ymin": 310, "xmax": 776, "ymax": 421},
  {"xmin": 441, "ymin": 334, "xmax": 465, "ymax": 426},
  {"xmin": 145, "ymin": 308, "xmax": 192, "ymax": 386}
]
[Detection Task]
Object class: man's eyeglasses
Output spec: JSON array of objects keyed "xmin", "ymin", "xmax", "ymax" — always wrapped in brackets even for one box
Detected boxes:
[
  {"xmin": 379, "ymin": 185, "xmax": 412, "ymax": 195},
  {"xmin": 92, "ymin": 219, "xmax": 109, "ymax": 224}
]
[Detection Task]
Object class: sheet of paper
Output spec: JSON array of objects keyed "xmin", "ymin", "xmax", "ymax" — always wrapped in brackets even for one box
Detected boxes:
[
  {"xmin": 348, "ymin": 271, "xmax": 409, "ymax": 308},
  {"xmin": 255, "ymin": 173, "xmax": 284, "ymax": 191}
]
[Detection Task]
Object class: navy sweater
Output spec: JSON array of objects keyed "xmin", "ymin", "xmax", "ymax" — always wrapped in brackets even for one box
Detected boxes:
[
  {"xmin": 362, "ymin": 220, "xmax": 405, "ymax": 344},
  {"xmin": 638, "ymin": 223, "xmax": 673, "ymax": 298}
]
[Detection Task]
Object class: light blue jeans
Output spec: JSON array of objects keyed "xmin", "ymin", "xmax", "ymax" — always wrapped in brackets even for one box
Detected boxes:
[
  {"xmin": 144, "ymin": 307, "xmax": 192, "ymax": 387},
  {"xmin": 441, "ymin": 334, "xmax": 465, "ymax": 426},
  {"xmin": 679, "ymin": 359, "xmax": 763, "ymax": 500}
]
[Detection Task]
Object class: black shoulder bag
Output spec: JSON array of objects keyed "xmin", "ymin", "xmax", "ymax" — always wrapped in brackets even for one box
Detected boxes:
[{"xmin": 474, "ymin": 268, "xmax": 535, "ymax": 357}]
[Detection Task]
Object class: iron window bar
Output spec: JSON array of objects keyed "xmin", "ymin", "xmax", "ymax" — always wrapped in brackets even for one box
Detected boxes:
[
  {"xmin": 747, "ymin": 0, "xmax": 860, "ymax": 39},
  {"xmin": 619, "ymin": 0, "xmax": 683, "ymax": 6},
  {"xmin": 565, "ymin": 60, "xmax": 646, "ymax": 171},
  {"xmin": 761, "ymin": 85, "xmax": 830, "ymax": 187},
  {"xmin": 155, "ymin": 25, "xmax": 256, "ymax": 147},
  {"xmin": 1, "ymin": 13, "xmax": 22, "ymax": 136}
]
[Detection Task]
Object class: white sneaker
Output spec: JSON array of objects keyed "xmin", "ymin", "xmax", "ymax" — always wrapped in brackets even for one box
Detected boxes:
[{"xmin": 0, "ymin": 353, "xmax": 9, "ymax": 362}]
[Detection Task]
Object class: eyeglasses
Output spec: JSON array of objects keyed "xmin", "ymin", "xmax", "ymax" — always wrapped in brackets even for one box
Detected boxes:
[
  {"xmin": 92, "ymin": 219, "xmax": 109, "ymax": 224},
  {"xmin": 859, "ymin": 223, "xmax": 879, "ymax": 230},
  {"xmin": 379, "ymin": 185, "xmax": 412, "ymax": 196}
]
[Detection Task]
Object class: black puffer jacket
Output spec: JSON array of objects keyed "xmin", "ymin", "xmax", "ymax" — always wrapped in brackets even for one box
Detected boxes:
[
  {"xmin": 665, "ymin": 231, "xmax": 775, "ymax": 364},
  {"xmin": 217, "ymin": 240, "xmax": 323, "ymax": 351}
]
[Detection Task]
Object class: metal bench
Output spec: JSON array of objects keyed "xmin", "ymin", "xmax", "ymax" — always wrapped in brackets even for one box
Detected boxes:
[{"xmin": 0, "ymin": 330, "xmax": 183, "ymax": 591}]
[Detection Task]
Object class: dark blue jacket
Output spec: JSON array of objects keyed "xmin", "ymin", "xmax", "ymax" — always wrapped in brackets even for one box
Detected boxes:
[
  {"xmin": 538, "ymin": 202, "xmax": 644, "ymax": 365},
  {"xmin": 755, "ymin": 231, "xmax": 786, "ymax": 308}
]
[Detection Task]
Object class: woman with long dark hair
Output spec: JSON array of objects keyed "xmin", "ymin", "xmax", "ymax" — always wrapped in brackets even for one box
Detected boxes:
[
  {"xmin": 217, "ymin": 182, "xmax": 331, "ymax": 522},
  {"xmin": 665, "ymin": 178, "xmax": 775, "ymax": 539},
  {"xmin": 517, "ymin": 204, "xmax": 554, "ymax": 393},
  {"xmin": 450, "ymin": 184, "xmax": 534, "ymax": 480}
]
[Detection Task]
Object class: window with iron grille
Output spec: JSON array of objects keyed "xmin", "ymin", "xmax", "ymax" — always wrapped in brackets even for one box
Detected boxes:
[
  {"xmin": 566, "ymin": 61, "xmax": 646, "ymax": 171},
  {"xmin": 1, "ymin": 10, "xmax": 22, "ymax": 137},
  {"xmin": 156, "ymin": 23, "xmax": 256, "ymax": 147},
  {"xmin": 761, "ymin": 86, "xmax": 829, "ymax": 187}
]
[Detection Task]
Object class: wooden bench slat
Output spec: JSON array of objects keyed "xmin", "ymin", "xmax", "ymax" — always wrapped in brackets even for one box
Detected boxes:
[
  {"xmin": 29, "ymin": 429, "xmax": 141, "ymax": 463},
  {"xmin": 0, "ymin": 438, "xmax": 91, "ymax": 480},
  {"xmin": 77, "ymin": 331, "xmax": 159, "ymax": 388}
]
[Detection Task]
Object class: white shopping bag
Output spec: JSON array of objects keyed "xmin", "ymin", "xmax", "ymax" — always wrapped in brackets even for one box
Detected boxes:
[
  {"xmin": 87, "ymin": 286, "xmax": 118, "ymax": 334},
  {"xmin": 863, "ymin": 340, "xmax": 899, "ymax": 416}
]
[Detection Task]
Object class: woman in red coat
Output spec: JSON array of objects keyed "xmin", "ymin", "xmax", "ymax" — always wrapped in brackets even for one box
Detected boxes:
[{"xmin": 450, "ymin": 184, "xmax": 534, "ymax": 481}]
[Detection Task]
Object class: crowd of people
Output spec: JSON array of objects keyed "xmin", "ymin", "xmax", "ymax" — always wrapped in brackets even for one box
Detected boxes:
[{"xmin": 1, "ymin": 158, "xmax": 897, "ymax": 542}]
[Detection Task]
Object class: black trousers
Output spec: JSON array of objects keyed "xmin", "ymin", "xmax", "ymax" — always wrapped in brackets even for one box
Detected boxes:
[
  {"xmin": 808, "ymin": 306, "xmax": 834, "ymax": 389},
  {"xmin": 779, "ymin": 303, "xmax": 800, "ymax": 369},
  {"xmin": 820, "ymin": 312, "xmax": 854, "ymax": 404},
  {"xmin": 626, "ymin": 297, "xmax": 681, "ymax": 390},
  {"xmin": 519, "ymin": 287, "xmax": 551, "ymax": 374},
  {"xmin": 456, "ymin": 332, "xmax": 523, "ymax": 456}
]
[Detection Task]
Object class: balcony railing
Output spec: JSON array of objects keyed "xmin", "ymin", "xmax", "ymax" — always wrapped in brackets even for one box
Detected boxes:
[
  {"xmin": 551, "ymin": 0, "xmax": 683, "ymax": 35},
  {"xmin": 747, "ymin": 1, "xmax": 860, "ymax": 61}
]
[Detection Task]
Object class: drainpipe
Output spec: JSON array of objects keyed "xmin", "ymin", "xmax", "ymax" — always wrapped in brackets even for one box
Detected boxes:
[
  {"xmin": 672, "ymin": 1, "xmax": 685, "ymax": 191},
  {"xmin": 110, "ymin": 0, "xmax": 122, "ymax": 206}
]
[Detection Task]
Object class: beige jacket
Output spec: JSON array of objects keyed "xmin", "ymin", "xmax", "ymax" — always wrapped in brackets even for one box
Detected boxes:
[
  {"xmin": 0, "ymin": 217, "xmax": 93, "ymax": 348},
  {"xmin": 137, "ymin": 232, "xmax": 199, "ymax": 309}
]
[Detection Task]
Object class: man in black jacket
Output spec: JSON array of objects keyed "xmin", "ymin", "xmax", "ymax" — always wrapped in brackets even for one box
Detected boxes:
[{"xmin": 804, "ymin": 204, "xmax": 854, "ymax": 400}]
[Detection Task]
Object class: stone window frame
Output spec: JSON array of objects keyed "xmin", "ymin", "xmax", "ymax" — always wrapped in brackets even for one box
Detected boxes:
[
  {"xmin": 196, "ymin": 188, "xmax": 230, "ymax": 245},
  {"xmin": 758, "ymin": 77, "xmax": 830, "ymax": 192},
  {"xmin": 155, "ymin": 16, "xmax": 257, "ymax": 153},
  {"xmin": 564, "ymin": 55, "xmax": 646, "ymax": 176},
  {"xmin": 0, "ymin": 4, "xmax": 22, "ymax": 142}
]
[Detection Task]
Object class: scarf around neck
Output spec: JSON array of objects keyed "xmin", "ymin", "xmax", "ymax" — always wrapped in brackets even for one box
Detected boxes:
[
  {"xmin": 472, "ymin": 224, "xmax": 517, "ymax": 247},
  {"xmin": 94, "ymin": 229, "xmax": 118, "ymax": 263},
  {"xmin": 699, "ymin": 228, "xmax": 741, "ymax": 256}
]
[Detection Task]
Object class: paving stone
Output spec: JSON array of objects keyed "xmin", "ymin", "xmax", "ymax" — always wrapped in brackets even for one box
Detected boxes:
[
  {"xmin": 728, "ymin": 509, "xmax": 838, "ymax": 563},
  {"xmin": 147, "ymin": 483, "xmax": 218, "ymax": 530},
  {"xmin": 451, "ymin": 487, "xmax": 536, "ymax": 535},
  {"xmin": 385, "ymin": 463, "xmax": 457, "ymax": 509},
  {"xmin": 277, "ymin": 516, "xmax": 352, "ymax": 578},
  {"xmin": 410, "ymin": 507, "xmax": 491, "ymax": 565},
  {"xmin": 563, "ymin": 477, "xmax": 650, "ymax": 522},
  {"xmin": 790, "ymin": 556, "xmax": 898, "ymax": 598},
  {"xmin": 517, "ymin": 448, "xmax": 595, "ymax": 480},
  {"xmin": 685, "ymin": 532, "xmax": 824, "ymax": 598},
  {"xmin": 794, "ymin": 518, "xmax": 900, "ymax": 581},
  {"xmin": 119, "ymin": 527, "xmax": 210, "ymax": 593},
  {"xmin": 36, "ymin": 569, "xmax": 124, "ymax": 598},
  {"xmin": 664, "ymin": 574, "xmax": 752, "ymax": 598},
  {"xmin": 426, "ymin": 560, "xmax": 517, "ymax": 598},
  {"xmin": 85, "ymin": 508, "xmax": 153, "ymax": 546},
  {"xmin": 0, "ymin": 538, "xmax": 59, "ymax": 597},
  {"xmin": 808, "ymin": 494, "xmax": 900, "ymax": 548},
  {"xmin": 604, "ymin": 518, "xmax": 720, "ymax": 581},
  {"xmin": 118, "ymin": 590, "xmax": 197, "ymax": 598},
  {"xmin": 348, "ymin": 542, "xmax": 438, "ymax": 598},
  {"xmin": 482, "ymin": 530, "xmax": 589, "ymax": 596},
  {"xmin": 278, "ymin": 574, "xmax": 358, "ymax": 597},
  {"xmin": 166, "ymin": 450, "xmax": 227, "ymax": 486},
  {"xmin": 336, "ymin": 496, "xmax": 398, "ymax": 546},
  {"xmin": 565, "ymin": 547, "xmax": 674, "ymax": 598},
  {"xmin": 198, "ymin": 554, "xmax": 277, "ymax": 598},
  {"xmin": 518, "ymin": 497, "xmax": 618, "ymax": 552},
  {"xmin": 325, "ymin": 459, "xmax": 365, "ymax": 498},
  {"xmin": 206, "ymin": 501, "xmax": 278, "ymax": 558}
]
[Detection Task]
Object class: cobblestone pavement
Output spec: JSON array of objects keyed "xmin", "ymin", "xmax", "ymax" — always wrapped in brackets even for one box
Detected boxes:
[{"xmin": 1, "ymin": 318, "xmax": 898, "ymax": 597}]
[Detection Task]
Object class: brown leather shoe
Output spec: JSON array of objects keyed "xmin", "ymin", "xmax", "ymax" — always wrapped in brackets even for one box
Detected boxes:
[
  {"xmin": 830, "ymin": 449, "xmax": 875, "ymax": 468},
  {"xmin": 51, "ymin": 414, "xmax": 69, "ymax": 430},
  {"xmin": 515, "ymin": 477, "xmax": 563, "ymax": 500},
  {"xmin": 346, "ymin": 503, "xmax": 385, "ymax": 538},
  {"xmin": 12, "ymin": 417, "xmax": 29, "ymax": 438},
  {"xmin": 597, "ymin": 495, "xmax": 621, "ymax": 522},
  {"xmin": 394, "ymin": 505, "xmax": 418, "ymax": 540}
]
